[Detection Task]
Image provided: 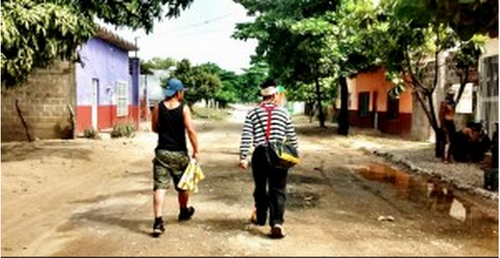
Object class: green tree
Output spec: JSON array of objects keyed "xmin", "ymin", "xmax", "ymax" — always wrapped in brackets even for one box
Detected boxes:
[
  {"xmin": 378, "ymin": 0, "xmax": 488, "ymax": 156},
  {"xmin": 194, "ymin": 67, "xmax": 222, "ymax": 105},
  {"xmin": 233, "ymin": 0, "xmax": 341, "ymax": 127},
  {"xmin": 331, "ymin": 0, "xmax": 388, "ymax": 135},
  {"xmin": 170, "ymin": 59, "xmax": 223, "ymax": 108},
  {"xmin": 236, "ymin": 61, "xmax": 269, "ymax": 103},
  {"xmin": 142, "ymin": 57, "xmax": 178, "ymax": 70},
  {"xmin": 170, "ymin": 59, "xmax": 197, "ymax": 107},
  {"xmin": 430, "ymin": 0, "xmax": 498, "ymax": 40},
  {"xmin": 1, "ymin": 0, "xmax": 193, "ymax": 86},
  {"xmin": 211, "ymin": 68, "xmax": 239, "ymax": 108},
  {"xmin": 234, "ymin": 0, "xmax": 386, "ymax": 131}
]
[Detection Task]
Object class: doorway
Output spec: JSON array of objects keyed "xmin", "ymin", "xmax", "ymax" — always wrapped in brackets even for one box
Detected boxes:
[
  {"xmin": 372, "ymin": 91, "xmax": 378, "ymax": 129},
  {"xmin": 91, "ymin": 78, "xmax": 99, "ymax": 130}
]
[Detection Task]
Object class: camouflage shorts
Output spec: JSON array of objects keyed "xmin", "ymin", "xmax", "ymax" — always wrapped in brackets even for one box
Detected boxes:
[{"xmin": 153, "ymin": 149, "xmax": 190, "ymax": 191}]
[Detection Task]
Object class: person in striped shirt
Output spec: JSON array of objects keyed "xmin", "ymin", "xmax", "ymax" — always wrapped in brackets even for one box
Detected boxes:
[{"xmin": 238, "ymin": 79, "xmax": 299, "ymax": 239}]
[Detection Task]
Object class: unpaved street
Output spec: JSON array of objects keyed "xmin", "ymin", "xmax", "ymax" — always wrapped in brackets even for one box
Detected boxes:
[{"xmin": 1, "ymin": 115, "xmax": 498, "ymax": 256}]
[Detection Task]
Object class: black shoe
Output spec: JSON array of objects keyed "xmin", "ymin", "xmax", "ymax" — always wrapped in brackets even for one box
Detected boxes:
[
  {"xmin": 178, "ymin": 206, "xmax": 195, "ymax": 221},
  {"xmin": 152, "ymin": 219, "xmax": 165, "ymax": 237}
]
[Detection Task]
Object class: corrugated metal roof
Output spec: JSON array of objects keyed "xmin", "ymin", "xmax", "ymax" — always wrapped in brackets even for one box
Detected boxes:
[{"xmin": 95, "ymin": 25, "xmax": 138, "ymax": 52}]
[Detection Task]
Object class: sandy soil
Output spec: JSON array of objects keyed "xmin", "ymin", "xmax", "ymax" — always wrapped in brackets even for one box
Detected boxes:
[{"xmin": 1, "ymin": 116, "xmax": 498, "ymax": 256}]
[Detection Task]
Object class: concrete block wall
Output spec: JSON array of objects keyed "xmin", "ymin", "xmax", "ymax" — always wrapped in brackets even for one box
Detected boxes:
[{"xmin": 1, "ymin": 61, "xmax": 77, "ymax": 142}]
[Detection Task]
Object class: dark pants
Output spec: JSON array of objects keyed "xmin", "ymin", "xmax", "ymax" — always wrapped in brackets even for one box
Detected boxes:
[
  {"xmin": 251, "ymin": 145, "xmax": 289, "ymax": 227},
  {"xmin": 444, "ymin": 120, "xmax": 456, "ymax": 144}
]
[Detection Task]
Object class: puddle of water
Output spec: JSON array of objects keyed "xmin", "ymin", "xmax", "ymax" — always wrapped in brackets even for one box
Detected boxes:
[{"xmin": 357, "ymin": 163, "xmax": 498, "ymax": 231}]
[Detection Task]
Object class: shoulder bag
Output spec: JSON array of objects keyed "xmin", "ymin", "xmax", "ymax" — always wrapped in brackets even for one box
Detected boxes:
[{"xmin": 258, "ymin": 103, "xmax": 300, "ymax": 170}]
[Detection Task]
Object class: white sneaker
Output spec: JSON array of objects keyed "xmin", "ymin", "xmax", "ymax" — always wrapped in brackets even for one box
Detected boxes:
[{"xmin": 269, "ymin": 224, "xmax": 286, "ymax": 239}]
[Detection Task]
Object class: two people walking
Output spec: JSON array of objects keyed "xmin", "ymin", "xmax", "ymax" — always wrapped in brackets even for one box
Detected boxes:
[{"xmin": 150, "ymin": 77, "xmax": 299, "ymax": 239}]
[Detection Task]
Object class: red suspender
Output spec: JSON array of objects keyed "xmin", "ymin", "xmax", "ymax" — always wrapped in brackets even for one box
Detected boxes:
[{"xmin": 260, "ymin": 103, "xmax": 276, "ymax": 142}]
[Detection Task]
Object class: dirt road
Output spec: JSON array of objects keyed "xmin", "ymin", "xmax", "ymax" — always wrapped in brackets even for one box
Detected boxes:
[{"xmin": 1, "ymin": 116, "xmax": 498, "ymax": 256}]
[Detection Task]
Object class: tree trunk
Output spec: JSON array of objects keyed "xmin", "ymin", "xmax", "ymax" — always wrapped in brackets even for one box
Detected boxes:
[
  {"xmin": 456, "ymin": 68, "xmax": 470, "ymax": 106},
  {"xmin": 332, "ymin": 97, "xmax": 338, "ymax": 123},
  {"xmin": 15, "ymin": 99, "xmax": 33, "ymax": 142},
  {"xmin": 413, "ymin": 85, "xmax": 441, "ymax": 158},
  {"xmin": 315, "ymin": 77, "xmax": 325, "ymax": 128},
  {"xmin": 337, "ymin": 77, "xmax": 349, "ymax": 135},
  {"xmin": 67, "ymin": 104, "xmax": 76, "ymax": 139},
  {"xmin": 309, "ymin": 104, "xmax": 314, "ymax": 123},
  {"xmin": 304, "ymin": 101, "xmax": 314, "ymax": 123}
]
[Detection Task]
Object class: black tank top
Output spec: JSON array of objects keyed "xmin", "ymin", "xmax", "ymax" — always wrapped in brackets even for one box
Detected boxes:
[{"xmin": 156, "ymin": 102, "xmax": 187, "ymax": 152}]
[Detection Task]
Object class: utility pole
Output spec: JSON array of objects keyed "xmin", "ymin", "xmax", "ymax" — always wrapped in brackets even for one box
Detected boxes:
[{"xmin": 134, "ymin": 36, "xmax": 139, "ymax": 58}]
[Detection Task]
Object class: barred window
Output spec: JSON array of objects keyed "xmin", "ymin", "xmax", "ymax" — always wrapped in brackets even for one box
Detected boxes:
[{"xmin": 116, "ymin": 81, "xmax": 128, "ymax": 117}]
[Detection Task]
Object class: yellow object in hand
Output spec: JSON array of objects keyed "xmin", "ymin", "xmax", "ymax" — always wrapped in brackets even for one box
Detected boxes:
[{"xmin": 177, "ymin": 160, "xmax": 205, "ymax": 193}]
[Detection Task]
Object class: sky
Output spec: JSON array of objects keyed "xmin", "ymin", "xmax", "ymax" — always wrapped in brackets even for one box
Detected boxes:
[{"xmin": 100, "ymin": 0, "xmax": 258, "ymax": 73}]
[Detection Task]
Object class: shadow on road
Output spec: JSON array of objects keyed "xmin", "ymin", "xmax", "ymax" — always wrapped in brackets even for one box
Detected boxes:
[
  {"xmin": 69, "ymin": 189, "xmax": 151, "ymax": 204},
  {"xmin": 66, "ymin": 206, "xmax": 152, "ymax": 237},
  {"xmin": 1, "ymin": 141, "xmax": 93, "ymax": 162},
  {"xmin": 192, "ymin": 217, "xmax": 269, "ymax": 238}
]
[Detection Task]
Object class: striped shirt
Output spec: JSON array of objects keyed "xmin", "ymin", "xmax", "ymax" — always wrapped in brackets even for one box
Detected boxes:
[{"xmin": 239, "ymin": 102, "xmax": 299, "ymax": 160}]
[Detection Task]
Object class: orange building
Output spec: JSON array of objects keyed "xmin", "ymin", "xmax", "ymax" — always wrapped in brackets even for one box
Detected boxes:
[{"xmin": 345, "ymin": 68, "xmax": 413, "ymax": 137}]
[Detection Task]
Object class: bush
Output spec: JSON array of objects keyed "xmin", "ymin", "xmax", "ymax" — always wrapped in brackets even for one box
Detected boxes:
[
  {"xmin": 83, "ymin": 127, "xmax": 99, "ymax": 139},
  {"xmin": 111, "ymin": 122, "xmax": 136, "ymax": 138}
]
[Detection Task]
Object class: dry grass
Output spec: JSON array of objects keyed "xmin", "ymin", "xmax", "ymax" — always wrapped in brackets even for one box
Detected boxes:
[{"xmin": 192, "ymin": 106, "xmax": 230, "ymax": 121}]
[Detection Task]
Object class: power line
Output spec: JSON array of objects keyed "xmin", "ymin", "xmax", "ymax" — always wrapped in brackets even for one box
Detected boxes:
[
  {"xmin": 158, "ymin": 28, "xmax": 229, "ymax": 38},
  {"xmin": 155, "ymin": 12, "xmax": 236, "ymax": 35}
]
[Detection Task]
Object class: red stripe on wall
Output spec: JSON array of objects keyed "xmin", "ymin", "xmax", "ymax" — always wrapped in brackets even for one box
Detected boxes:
[
  {"xmin": 349, "ymin": 111, "xmax": 412, "ymax": 137},
  {"xmin": 116, "ymin": 106, "xmax": 140, "ymax": 130},
  {"xmin": 97, "ymin": 105, "xmax": 117, "ymax": 130},
  {"xmin": 377, "ymin": 112, "xmax": 412, "ymax": 137},
  {"xmin": 77, "ymin": 105, "xmax": 140, "ymax": 134},
  {"xmin": 76, "ymin": 106, "xmax": 92, "ymax": 133}
]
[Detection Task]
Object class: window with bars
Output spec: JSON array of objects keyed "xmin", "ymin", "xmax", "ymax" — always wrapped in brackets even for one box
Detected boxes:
[{"xmin": 116, "ymin": 81, "xmax": 128, "ymax": 117}]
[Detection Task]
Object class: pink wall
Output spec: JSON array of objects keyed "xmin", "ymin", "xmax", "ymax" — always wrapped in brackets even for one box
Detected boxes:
[{"xmin": 348, "ymin": 68, "xmax": 413, "ymax": 113}]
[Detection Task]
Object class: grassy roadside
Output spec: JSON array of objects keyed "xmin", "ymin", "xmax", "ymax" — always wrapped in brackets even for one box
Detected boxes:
[{"xmin": 191, "ymin": 106, "xmax": 230, "ymax": 121}]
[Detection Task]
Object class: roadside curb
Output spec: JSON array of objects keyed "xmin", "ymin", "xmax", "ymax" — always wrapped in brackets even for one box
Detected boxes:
[{"xmin": 360, "ymin": 147, "xmax": 498, "ymax": 203}]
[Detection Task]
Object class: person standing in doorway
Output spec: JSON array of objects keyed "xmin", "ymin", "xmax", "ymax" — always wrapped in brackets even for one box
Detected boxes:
[
  {"xmin": 239, "ymin": 79, "xmax": 299, "ymax": 239},
  {"xmin": 151, "ymin": 78, "xmax": 199, "ymax": 237},
  {"xmin": 439, "ymin": 88, "xmax": 457, "ymax": 163}
]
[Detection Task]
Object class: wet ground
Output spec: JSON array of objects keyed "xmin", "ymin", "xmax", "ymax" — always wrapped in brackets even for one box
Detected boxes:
[{"xmin": 357, "ymin": 163, "xmax": 498, "ymax": 238}]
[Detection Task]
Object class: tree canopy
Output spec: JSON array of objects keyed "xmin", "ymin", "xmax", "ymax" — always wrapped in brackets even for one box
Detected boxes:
[
  {"xmin": 376, "ymin": 0, "xmax": 488, "ymax": 133},
  {"xmin": 142, "ymin": 57, "xmax": 178, "ymax": 71},
  {"xmin": 1, "ymin": 0, "xmax": 194, "ymax": 86},
  {"xmin": 233, "ymin": 0, "xmax": 497, "ymax": 134},
  {"xmin": 148, "ymin": 56, "xmax": 267, "ymax": 107},
  {"xmin": 233, "ymin": 0, "xmax": 342, "ymax": 127},
  {"xmin": 233, "ymin": 0, "xmax": 389, "ymax": 130}
]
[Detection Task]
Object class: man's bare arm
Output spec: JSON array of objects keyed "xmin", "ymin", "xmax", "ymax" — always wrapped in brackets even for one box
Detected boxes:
[
  {"xmin": 183, "ymin": 105, "xmax": 199, "ymax": 161},
  {"xmin": 151, "ymin": 105, "xmax": 159, "ymax": 133}
]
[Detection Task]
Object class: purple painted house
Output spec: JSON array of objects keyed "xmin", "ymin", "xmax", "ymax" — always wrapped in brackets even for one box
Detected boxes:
[
  {"xmin": 76, "ymin": 26, "xmax": 140, "ymax": 133},
  {"xmin": 1, "ymin": 26, "xmax": 140, "ymax": 141}
]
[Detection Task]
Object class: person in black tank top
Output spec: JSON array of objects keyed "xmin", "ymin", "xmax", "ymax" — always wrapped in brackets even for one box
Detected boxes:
[
  {"xmin": 150, "ymin": 78, "xmax": 199, "ymax": 237},
  {"xmin": 156, "ymin": 103, "xmax": 187, "ymax": 152}
]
